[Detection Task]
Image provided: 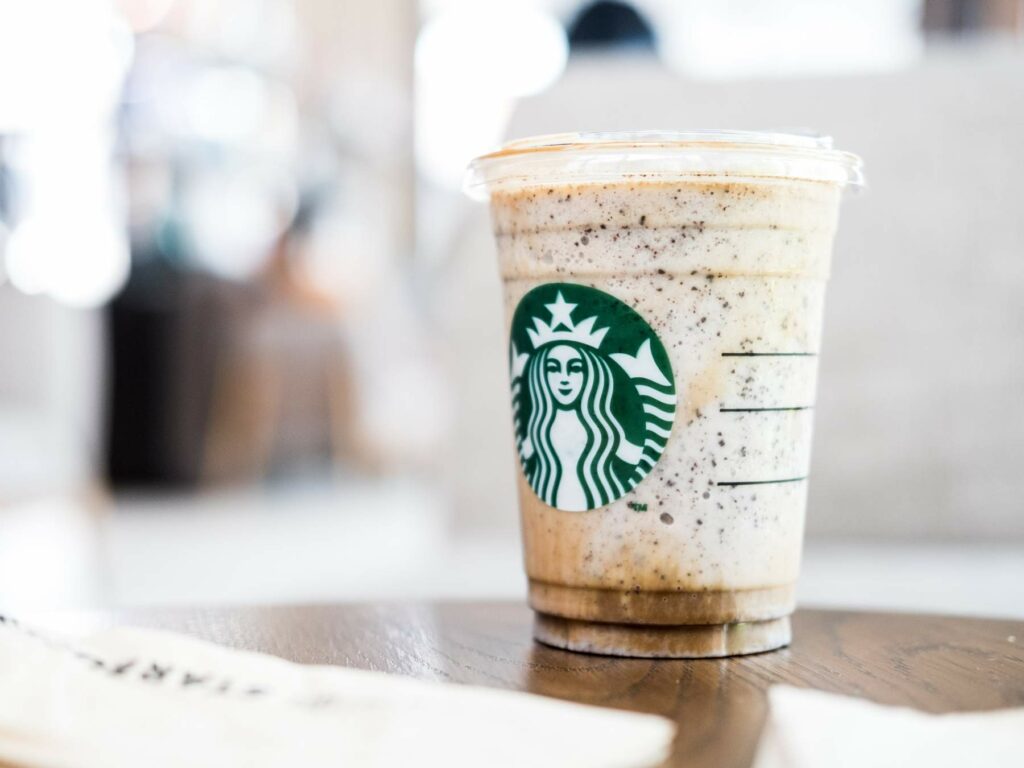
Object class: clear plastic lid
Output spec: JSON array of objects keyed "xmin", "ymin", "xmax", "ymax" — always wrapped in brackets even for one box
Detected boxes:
[{"xmin": 465, "ymin": 130, "xmax": 863, "ymax": 199}]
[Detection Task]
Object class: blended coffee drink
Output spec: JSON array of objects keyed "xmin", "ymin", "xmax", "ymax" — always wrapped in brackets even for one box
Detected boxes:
[{"xmin": 467, "ymin": 132, "xmax": 862, "ymax": 657}]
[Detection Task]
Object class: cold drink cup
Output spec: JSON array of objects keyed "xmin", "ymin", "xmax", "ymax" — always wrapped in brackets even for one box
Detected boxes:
[{"xmin": 466, "ymin": 131, "xmax": 863, "ymax": 657}]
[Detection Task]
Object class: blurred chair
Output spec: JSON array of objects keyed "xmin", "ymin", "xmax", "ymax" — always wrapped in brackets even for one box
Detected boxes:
[{"xmin": 201, "ymin": 236, "xmax": 355, "ymax": 483}]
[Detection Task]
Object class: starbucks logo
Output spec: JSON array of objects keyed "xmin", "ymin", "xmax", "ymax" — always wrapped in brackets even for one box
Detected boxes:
[{"xmin": 510, "ymin": 283, "xmax": 676, "ymax": 512}]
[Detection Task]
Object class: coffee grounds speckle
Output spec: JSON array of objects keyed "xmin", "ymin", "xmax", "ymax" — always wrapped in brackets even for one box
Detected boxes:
[{"xmin": 490, "ymin": 178, "xmax": 839, "ymax": 596}]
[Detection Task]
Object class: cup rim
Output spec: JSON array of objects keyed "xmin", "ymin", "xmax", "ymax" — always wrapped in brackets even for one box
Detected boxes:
[{"xmin": 465, "ymin": 129, "xmax": 864, "ymax": 199}]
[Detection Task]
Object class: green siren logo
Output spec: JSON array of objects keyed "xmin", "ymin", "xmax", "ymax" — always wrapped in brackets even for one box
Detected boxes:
[{"xmin": 510, "ymin": 283, "xmax": 676, "ymax": 512}]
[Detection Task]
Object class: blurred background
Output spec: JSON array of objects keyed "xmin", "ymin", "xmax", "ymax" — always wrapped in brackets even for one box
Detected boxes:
[{"xmin": 0, "ymin": 0, "xmax": 1021, "ymax": 616}]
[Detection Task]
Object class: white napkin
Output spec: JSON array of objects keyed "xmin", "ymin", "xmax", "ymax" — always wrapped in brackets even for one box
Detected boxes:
[
  {"xmin": 0, "ymin": 615, "xmax": 674, "ymax": 768},
  {"xmin": 754, "ymin": 685, "xmax": 1024, "ymax": 768}
]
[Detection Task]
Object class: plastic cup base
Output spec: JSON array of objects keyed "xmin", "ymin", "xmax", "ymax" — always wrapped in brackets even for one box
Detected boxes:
[{"xmin": 533, "ymin": 613, "xmax": 791, "ymax": 659}]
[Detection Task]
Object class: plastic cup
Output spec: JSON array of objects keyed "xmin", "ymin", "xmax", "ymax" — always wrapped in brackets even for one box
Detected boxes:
[{"xmin": 466, "ymin": 131, "xmax": 863, "ymax": 657}]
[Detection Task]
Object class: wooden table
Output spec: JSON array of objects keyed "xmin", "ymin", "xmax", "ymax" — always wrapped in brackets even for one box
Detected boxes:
[{"xmin": 105, "ymin": 603, "xmax": 1023, "ymax": 768}]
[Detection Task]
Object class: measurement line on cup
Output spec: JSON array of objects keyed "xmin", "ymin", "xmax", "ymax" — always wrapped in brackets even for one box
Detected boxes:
[
  {"xmin": 721, "ymin": 352, "xmax": 817, "ymax": 357},
  {"xmin": 719, "ymin": 406, "xmax": 813, "ymax": 413},
  {"xmin": 716, "ymin": 476, "xmax": 808, "ymax": 488}
]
